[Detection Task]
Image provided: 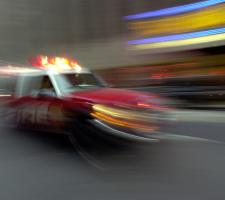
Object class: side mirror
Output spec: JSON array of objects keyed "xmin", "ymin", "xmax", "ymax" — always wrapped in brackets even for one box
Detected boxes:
[
  {"xmin": 37, "ymin": 89, "xmax": 57, "ymax": 98},
  {"xmin": 107, "ymin": 84, "xmax": 114, "ymax": 88}
]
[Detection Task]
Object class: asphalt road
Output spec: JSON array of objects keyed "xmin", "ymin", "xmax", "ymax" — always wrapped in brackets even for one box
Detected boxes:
[{"xmin": 0, "ymin": 119, "xmax": 225, "ymax": 200}]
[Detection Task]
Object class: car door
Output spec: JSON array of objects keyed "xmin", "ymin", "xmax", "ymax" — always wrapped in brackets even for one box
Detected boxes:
[
  {"xmin": 0, "ymin": 74, "xmax": 17, "ymax": 125},
  {"xmin": 34, "ymin": 75, "xmax": 65, "ymax": 130},
  {"xmin": 15, "ymin": 74, "xmax": 64, "ymax": 131}
]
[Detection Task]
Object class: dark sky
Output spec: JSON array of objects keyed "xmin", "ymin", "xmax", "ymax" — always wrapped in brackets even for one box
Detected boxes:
[
  {"xmin": 127, "ymin": 0, "xmax": 200, "ymax": 14},
  {"xmin": 0, "ymin": 0, "xmax": 201, "ymax": 62}
]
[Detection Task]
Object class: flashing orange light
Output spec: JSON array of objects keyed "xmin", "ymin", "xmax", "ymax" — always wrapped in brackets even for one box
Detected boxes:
[
  {"xmin": 70, "ymin": 61, "xmax": 82, "ymax": 72},
  {"xmin": 40, "ymin": 56, "xmax": 48, "ymax": 67},
  {"xmin": 29, "ymin": 55, "xmax": 82, "ymax": 71},
  {"xmin": 91, "ymin": 111, "xmax": 157, "ymax": 132}
]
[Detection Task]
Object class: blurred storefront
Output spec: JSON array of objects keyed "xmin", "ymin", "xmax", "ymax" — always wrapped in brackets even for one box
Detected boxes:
[{"xmin": 95, "ymin": 0, "xmax": 225, "ymax": 107}]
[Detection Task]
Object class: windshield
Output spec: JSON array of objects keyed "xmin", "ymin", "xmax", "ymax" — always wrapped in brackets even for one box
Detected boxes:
[
  {"xmin": 54, "ymin": 73, "xmax": 104, "ymax": 94},
  {"xmin": 65, "ymin": 73, "xmax": 103, "ymax": 87}
]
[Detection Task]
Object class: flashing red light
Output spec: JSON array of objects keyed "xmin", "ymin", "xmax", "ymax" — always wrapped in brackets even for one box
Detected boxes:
[{"xmin": 29, "ymin": 55, "xmax": 81, "ymax": 71}]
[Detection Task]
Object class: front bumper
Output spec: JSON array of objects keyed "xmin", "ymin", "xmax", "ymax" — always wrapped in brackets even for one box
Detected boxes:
[
  {"xmin": 89, "ymin": 119, "xmax": 160, "ymax": 142},
  {"xmin": 89, "ymin": 104, "xmax": 176, "ymax": 142},
  {"xmin": 89, "ymin": 107, "xmax": 176, "ymax": 142}
]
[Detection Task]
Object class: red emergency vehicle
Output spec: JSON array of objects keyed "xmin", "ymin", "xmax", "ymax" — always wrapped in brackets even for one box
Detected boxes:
[{"xmin": 0, "ymin": 56, "xmax": 171, "ymax": 142}]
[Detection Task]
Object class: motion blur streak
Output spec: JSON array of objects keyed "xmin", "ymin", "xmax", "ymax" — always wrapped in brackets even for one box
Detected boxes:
[
  {"xmin": 91, "ymin": 112, "xmax": 157, "ymax": 132},
  {"xmin": 92, "ymin": 104, "xmax": 159, "ymax": 121},
  {"xmin": 124, "ymin": 0, "xmax": 225, "ymax": 20},
  {"xmin": 128, "ymin": 27, "xmax": 225, "ymax": 45},
  {"xmin": 130, "ymin": 32, "xmax": 225, "ymax": 50},
  {"xmin": 91, "ymin": 104, "xmax": 159, "ymax": 132},
  {"xmin": 129, "ymin": 3, "xmax": 225, "ymax": 37}
]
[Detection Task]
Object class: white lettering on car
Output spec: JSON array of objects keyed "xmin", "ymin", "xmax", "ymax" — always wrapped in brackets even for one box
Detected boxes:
[
  {"xmin": 35, "ymin": 103, "xmax": 50, "ymax": 124},
  {"xmin": 16, "ymin": 103, "xmax": 50, "ymax": 125}
]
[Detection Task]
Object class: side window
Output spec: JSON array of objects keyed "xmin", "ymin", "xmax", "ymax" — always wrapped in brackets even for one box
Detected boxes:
[
  {"xmin": 40, "ymin": 76, "xmax": 54, "ymax": 90},
  {"xmin": 0, "ymin": 75, "xmax": 17, "ymax": 96},
  {"xmin": 19, "ymin": 76, "xmax": 42, "ymax": 97},
  {"xmin": 19, "ymin": 75, "xmax": 56, "ymax": 97}
]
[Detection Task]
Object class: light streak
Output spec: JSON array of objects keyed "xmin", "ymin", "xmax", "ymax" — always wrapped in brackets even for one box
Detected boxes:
[{"xmin": 124, "ymin": 0, "xmax": 225, "ymax": 20}]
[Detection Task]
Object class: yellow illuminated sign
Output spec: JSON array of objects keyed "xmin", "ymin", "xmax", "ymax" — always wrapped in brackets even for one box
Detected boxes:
[
  {"xmin": 129, "ymin": 3, "xmax": 225, "ymax": 37},
  {"xmin": 130, "ymin": 32, "xmax": 225, "ymax": 50}
]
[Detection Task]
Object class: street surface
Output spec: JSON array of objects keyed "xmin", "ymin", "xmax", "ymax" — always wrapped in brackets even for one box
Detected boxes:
[{"xmin": 0, "ymin": 111, "xmax": 225, "ymax": 200}]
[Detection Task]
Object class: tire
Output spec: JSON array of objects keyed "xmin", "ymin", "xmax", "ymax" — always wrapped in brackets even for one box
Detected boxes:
[{"xmin": 67, "ymin": 118, "xmax": 133, "ymax": 156}]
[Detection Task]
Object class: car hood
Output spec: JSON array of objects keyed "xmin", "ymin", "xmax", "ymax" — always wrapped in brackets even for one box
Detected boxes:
[{"xmin": 66, "ymin": 88, "xmax": 167, "ymax": 110}]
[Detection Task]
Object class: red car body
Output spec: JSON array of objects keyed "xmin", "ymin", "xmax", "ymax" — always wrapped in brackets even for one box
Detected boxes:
[{"xmin": 0, "ymin": 58, "xmax": 171, "ymax": 142}]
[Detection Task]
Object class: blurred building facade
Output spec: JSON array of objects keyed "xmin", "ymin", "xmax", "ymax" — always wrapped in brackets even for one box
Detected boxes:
[
  {"xmin": 0, "ymin": 0, "xmax": 132, "ymax": 67},
  {"xmin": 0, "ymin": 0, "xmax": 224, "ymax": 70},
  {"xmin": 0, "ymin": 0, "xmax": 197, "ymax": 63}
]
